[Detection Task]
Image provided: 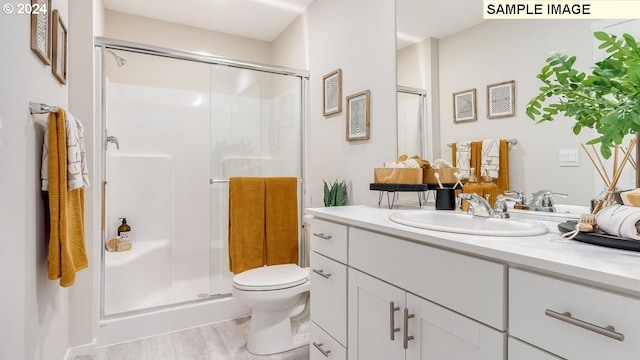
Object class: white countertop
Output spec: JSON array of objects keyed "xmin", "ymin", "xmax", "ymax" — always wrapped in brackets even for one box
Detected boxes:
[{"xmin": 305, "ymin": 205, "xmax": 640, "ymax": 296}]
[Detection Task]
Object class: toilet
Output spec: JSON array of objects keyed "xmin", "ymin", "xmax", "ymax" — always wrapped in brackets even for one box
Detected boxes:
[{"xmin": 232, "ymin": 263, "xmax": 310, "ymax": 355}]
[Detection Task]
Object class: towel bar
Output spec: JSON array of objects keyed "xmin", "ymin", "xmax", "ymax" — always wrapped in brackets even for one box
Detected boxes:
[
  {"xmin": 447, "ymin": 138, "xmax": 517, "ymax": 147},
  {"xmin": 210, "ymin": 178, "xmax": 303, "ymax": 184},
  {"xmin": 29, "ymin": 101, "xmax": 59, "ymax": 114}
]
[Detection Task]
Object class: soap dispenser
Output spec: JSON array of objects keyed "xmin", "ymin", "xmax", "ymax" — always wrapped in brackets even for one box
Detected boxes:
[
  {"xmin": 118, "ymin": 218, "xmax": 131, "ymax": 242},
  {"xmin": 480, "ymin": 168, "xmax": 498, "ymax": 208},
  {"xmin": 461, "ymin": 168, "xmax": 481, "ymax": 211}
]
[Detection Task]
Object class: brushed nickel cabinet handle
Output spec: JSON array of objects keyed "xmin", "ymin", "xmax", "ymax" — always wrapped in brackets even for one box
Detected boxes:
[
  {"xmin": 545, "ymin": 309, "xmax": 625, "ymax": 342},
  {"xmin": 312, "ymin": 342, "xmax": 331, "ymax": 357},
  {"xmin": 313, "ymin": 232, "xmax": 332, "ymax": 240},
  {"xmin": 312, "ymin": 269, "xmax": 332, "ymax": 279},
  {"xmin": 403, "ymin": 308, "xmax": 415, "ymax": 349},
  {"xmin": 389, "ymin": 301, "xmax": 400, "ymax": 340}
]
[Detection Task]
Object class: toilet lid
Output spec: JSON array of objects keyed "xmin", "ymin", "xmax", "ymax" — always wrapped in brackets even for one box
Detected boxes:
[{"xmin": 233, "ymin": 264, "xmax": 308, "ymax": 291}]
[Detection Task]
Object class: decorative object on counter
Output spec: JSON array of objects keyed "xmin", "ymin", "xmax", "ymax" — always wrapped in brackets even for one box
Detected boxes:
[
  {"xmin": 322, "ymin": 68, "xmax": 342, "ymax": 116},
  {"xmin": 323, "ymin": 179, "xmax": 348, "ymax": 207},
  {"xmin": 453, "ymin": 88, "xmax": 477, "ymax": 123},
  {"xmin": 30, "ymin": 0, "xmax": 51, "ymax": 65},
  {"xmin": 346, "ymin": 90, "xmax": 370, "ymax": 141},
  {"xmin": 558, "ymin": 220, "xmax": 640, "ymax": 252},
  {"xmin": 559, "ymin": 214, "xmax": 596, "ymax": 240},
  {"xmin": 375, "ymin": 154, "xmax": 431, "ymax": 184},
  {"xmin": 614, "ymin": 188, "xmax": 640, "ymax": 207},
  {"xmin": 461, "ymin": 167, "xmax": 482, "ymax": 212},
  {"xmin": 51, "ymin": 9, "xmax": 67, "ymax": 85},
  {"xmin": 487, "ymin": 80, "xmax": 515, "ymax": 119},
  {"xmin": 434, "ymin": 172, "xmax": 444, "ymax": 189},
  {"xmin": 595, "ymin": 204, "xmax": 640, "ymax": 241},
  {"xmin": 581, "ymin": 137, "xmax": 637, "ymax": 213},
  {"xmin": 369, "ymin": 183, "xmax": 429, "ymax": 209},
  {"xmin": 526, "ymin": 31, "xmax": 640, "ymax": 159},
  {"xmin": 435, "ymin": 188, "xmax": 456, "ymax": 210}
]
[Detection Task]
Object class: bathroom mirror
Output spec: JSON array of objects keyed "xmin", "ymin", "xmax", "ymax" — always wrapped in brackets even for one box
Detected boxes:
[{"xmin": 396, "ymin": 1, "xmax": 639, "ymax": 206}]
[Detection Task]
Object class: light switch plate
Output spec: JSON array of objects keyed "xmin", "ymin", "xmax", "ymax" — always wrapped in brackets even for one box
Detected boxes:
[{"xmin": 559, "ymin": 148, "xmax": 579, "ymax": 167}]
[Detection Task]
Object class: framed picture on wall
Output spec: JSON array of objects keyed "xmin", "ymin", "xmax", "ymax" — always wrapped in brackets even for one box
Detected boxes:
[
  {"xmin": 30, "ymin": 0, "xmax": 51, "ymax": 65},
  {"xmin": 487, "ymin": 80, "xmax": 515, "ymax": 119},
  {"xmin": 323, "ymin": 69, "xmax": 342, "ymax": 116},
  {"xmin": 453, "ymin": 88, "xmax": 476, "ymax": 123},
  {"xmin": 51, "ymin": 9, "xmax": 67, "ymax": 85},
  {"xmin": 346, "ymin": 90, "xmax": 370, "ymax": 141}
]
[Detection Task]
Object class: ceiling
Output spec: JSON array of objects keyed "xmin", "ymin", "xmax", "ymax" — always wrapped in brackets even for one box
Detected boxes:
[{"xmin": 103, "ymin": 0, "xmax": 483, "ymax": 47}]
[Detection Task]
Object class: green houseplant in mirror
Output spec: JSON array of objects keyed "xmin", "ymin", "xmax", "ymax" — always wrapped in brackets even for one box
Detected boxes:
[
  {"xmin": 526, "ymin": 31, "xmax": 640, "ymax": 159},
  {"xmin": 323, "ymin": 179, "xmax": 348, "ymax": 206}
]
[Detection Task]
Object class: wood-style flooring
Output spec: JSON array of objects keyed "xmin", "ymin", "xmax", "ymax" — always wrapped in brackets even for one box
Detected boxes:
[{"xmin": 72, "ymin": 317, "xmax": 309, "ymax": 360}]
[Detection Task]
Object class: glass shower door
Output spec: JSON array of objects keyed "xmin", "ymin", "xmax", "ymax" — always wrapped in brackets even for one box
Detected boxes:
[
  {"xmin": 102, "ymin": 49, "xmax": 214, "ymax": 316},
  {"xmin": 208, "ymin": 65, "xmax": 303, "ymax": 296}
]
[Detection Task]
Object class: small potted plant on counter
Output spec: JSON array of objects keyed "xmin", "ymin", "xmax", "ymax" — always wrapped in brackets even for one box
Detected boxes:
[{"xmin": 323, "ymin": 179, "xmax": 348, "ymax": 206}]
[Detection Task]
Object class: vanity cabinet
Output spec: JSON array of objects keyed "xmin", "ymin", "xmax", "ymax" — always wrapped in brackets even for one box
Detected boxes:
[
  {"xmin": 309, "ymin": 218, "xmax": 348, "ymax": 360},
  {"xmin": 508, "ymin": 338, "xmax": 562, "ymax": 360},
  {"xmin": 349, "ymin": 268, "xmax": 505, "ymax": 360},
  {"xmin": 510, "ymin": 268, "xmax": 640, "ymax": 360}
]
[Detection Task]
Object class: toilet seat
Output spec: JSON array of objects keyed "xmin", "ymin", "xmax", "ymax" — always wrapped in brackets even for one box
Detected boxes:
[{"xmin": 233, "ymin": 264, "xmax": 309, "ymax": 291}]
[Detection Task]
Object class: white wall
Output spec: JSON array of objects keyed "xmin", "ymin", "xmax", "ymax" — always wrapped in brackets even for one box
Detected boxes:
[
  {"xmin": 274, "ymin": 0, "xmax": 398, "ymax": 207},
  {"xmin": 437, "ymin": 20, "xmax": 596, "ymax": 206},
  {"xmin": 104, "ymin": 10, "xmax": 272, "ymax": 64},
  {"xmin": 0, "ymin": 1, "xmax": 71, "ymax": 359}
]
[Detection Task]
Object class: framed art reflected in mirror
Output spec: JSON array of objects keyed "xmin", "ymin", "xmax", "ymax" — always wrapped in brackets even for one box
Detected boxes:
[
  {"xmin": 51, "ymin": 9, "xmax": 67, "ymax": 85},
  {"xmin": 487, "ymin": 80, "xmax": 515, "ymax": 119},
  {"xmin": 453, "ymin": 88, "xmax": 476, "ymax": 123}
]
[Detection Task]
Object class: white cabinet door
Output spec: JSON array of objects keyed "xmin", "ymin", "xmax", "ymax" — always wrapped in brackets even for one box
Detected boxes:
[
  {"xmin": 348, "ymin": 268, "xmax": 406, "ymax": 360},
  {"xmin": 405, "ymin": 293, "xmax": 505, "ymax": 360},
  {"xmin": 310, "ymin": 251, "xmax": 347, "ymax": 346}
]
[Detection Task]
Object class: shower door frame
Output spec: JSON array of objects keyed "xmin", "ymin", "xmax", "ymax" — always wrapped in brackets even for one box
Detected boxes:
[{"xmin": 95, "ymin": 37, "xmax": 309, "ymax": 321}]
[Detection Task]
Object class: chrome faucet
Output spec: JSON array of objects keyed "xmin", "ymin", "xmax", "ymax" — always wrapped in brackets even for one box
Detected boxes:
[
  {"xmin": 459, "ymin": 193, "xmax": 509, "ymax": 218},
  {"xmin": 528, "ymin": 189, "xmax": 568, "ymax": 212}
]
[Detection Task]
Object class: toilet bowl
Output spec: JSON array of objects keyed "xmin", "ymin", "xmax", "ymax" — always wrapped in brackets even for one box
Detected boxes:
[{"xmin": 232, "ymin": 264, "xmax": 310, "ymax": 355}]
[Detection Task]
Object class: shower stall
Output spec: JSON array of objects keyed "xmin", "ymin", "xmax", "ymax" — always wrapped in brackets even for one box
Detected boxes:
[{"xmin": 95, "ymin": 38, "xmax": 307, "ymax": 342}]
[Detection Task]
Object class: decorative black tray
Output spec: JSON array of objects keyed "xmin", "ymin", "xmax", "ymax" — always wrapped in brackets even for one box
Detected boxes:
[{"xmin": 558, "ymin": 221, "xmax": 640, "ymax": 252}]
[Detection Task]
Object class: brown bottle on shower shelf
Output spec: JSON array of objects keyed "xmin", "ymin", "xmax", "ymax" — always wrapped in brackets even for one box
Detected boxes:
[
  {"xmin": 480, "ymin": 168, "xmax": 498, "ymax": 208},
  {"xmin": 118, "ymin": 218, "xmax": 131, "ymax": 242},
  {"xmin": 461, "ymin": 168, "xmax": 482, "ymax": 211},
  {"xmin": 117, "ymin": 218, "xmax": 132, "ymax": 251}
]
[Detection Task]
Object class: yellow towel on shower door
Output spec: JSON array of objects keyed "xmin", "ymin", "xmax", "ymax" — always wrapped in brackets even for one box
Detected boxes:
[
  {"xmin": 265, "ymin": 177, "xmax": 299, "ymax": 266},
  {"xmin": 47, "ymin": 110, "xmax": 88, "ymax": 287},
  {"xmin": 228, "ymin": 177, "xmax": 266, "ymax": 274}
]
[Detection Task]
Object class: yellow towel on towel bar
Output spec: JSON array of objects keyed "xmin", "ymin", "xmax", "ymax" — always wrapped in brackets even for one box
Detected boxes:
[
  {"xmin": 228, "ymin": 177, "xmax": 266, "ymax": 274},
  {"xmin": 47, "ymin": 110, "xmax": 88, "ymax": 287},
  {"xmin": 265, "ymin": 177, "xmax": 299, "ymax": 266}
]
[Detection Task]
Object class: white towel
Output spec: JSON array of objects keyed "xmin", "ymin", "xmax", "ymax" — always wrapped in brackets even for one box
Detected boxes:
[
  {"xmin": 481, "ymin": 139, "xmax": 500, "ymax": 179},
  {"xmin": 41, "ymin": 109, "xmax": 90, "ymax": 191},
  {"xmin": 596, "ymin": 204, "xmax": 640, "ymax": 241},
  {"xmin": 455, "ymin": 141, "xmax": 472, "ymax": 178}
]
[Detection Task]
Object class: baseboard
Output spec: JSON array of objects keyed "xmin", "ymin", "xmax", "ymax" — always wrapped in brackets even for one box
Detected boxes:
[{"xmin": 65, "ymin": 341, "xmax": 97, "ymax": 359}]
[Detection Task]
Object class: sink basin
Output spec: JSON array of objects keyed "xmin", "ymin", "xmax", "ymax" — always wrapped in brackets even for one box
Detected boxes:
[{"xmin": 388, "ymin": 210, "xmax": 549, "ymax": 237}]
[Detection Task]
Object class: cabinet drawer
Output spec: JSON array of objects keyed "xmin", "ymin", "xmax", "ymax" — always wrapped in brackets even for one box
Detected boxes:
[
  {"xmin": 510, "ymin": 268, "xmax": 640, "ymax": 359},
  {"xmin": 508, "ymin": 337, "xmax": 562, "ymax": 360},
  {"xmin": 311, "ymin": 322, "xmax": 347, "ymax": 360},
  {"xmin": 309, "ymin": 218, "xmax": 348, "ymax": 263},
  {"xmin": 310, "ymin": 252, "xmax": 347, "ymax": 346},
  {"xmin": 349, "ymin": 227, "xmax": 506, "ymax": 330}
]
